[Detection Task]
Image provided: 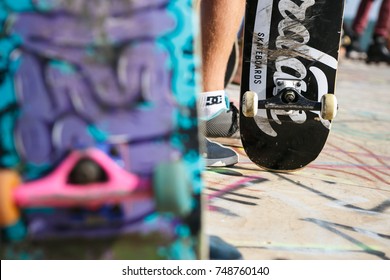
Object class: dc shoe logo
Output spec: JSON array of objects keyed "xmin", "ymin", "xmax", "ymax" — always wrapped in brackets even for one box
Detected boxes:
[{"xmin": 206, "ymin": 96, "xmax": 223, "ymax": 106}]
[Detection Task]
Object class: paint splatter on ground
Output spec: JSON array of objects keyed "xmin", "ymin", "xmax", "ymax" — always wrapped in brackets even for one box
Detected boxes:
[{"xmin": 205, "ymin": 60, "xmax": 390, "ymax": 260}]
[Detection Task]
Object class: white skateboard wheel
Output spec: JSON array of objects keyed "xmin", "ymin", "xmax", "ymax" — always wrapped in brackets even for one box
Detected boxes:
[
  {"xmin": 242, "ymin": 91, "xmax": 258, "ymax": 117},
  {"xmin": 321, "ymin": 94, "xmax": 338, "ymax": 120}
]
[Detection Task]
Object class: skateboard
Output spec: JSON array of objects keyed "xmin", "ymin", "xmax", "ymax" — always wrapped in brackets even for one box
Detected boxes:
[
  {"xmin": 240, "ymin": 0, "xmax": 345, "ymax": 171},
  {"xmin": 0, "ymin": 0, "xmax": 206, "ymax": 259}
]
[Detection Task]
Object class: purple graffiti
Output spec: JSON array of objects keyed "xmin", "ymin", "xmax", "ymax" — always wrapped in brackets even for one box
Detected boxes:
[
  {"xmin": 32, "ymin": 0, "xmax": 171, "ymax": 16},
  {"xmin": 52, "ymin": 115, "xmax": 95, "ymax": 151},
  {"xmin": 11, "ymin": 8, "xmax": 175, "ymax": 49},
  {"xmin": 45, "ymin": 63, "xmax": 101, "ymax": 121},
  {"xmin": 9, "ymin": 1, "xmax": 177, "ymax": 167},
  {"xmin": 14, "ymin": 53, "xmax": 57, "ymax": 121},
  {"xmin": 15, "ymin": 115, "xmax": 53, "ymax": 164},
  {"xmin": 126, "ymin": 141, "xmax": 180, "ymax": 175}
]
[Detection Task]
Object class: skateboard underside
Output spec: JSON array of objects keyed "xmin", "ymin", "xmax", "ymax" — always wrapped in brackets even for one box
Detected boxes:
[
  {"xmin": 0, "ymin": 0, "xmax": 204, "ymax": 260},
  {"xmin": 240, "ymin": 0, "xmax": 345, "ymax": 171}
]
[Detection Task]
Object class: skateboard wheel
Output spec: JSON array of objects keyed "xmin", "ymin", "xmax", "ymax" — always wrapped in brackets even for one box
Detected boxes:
[
  {"xmin": 0, "ymin": 170, "xmax": 21, "ymax": 227},
  {"xmin": 321, "ymin": 94, "xmax": 338, "ymax": 120},
  {"xmin": 242, "ymin": 91, "xmax": 258, "ymax": 117},
  {"xmin": 153, "ymin": 160, "xmax": 192, "ymax": 217}
]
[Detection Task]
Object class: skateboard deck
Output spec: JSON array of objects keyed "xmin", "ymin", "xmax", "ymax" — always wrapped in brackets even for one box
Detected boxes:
[
  {"xmin": 240, "ymin": 0, "xmax": 345, "ymax": 171},
  {"xmin": 0, "ymin": 0, "xmax": 205, "ymax": 259}
]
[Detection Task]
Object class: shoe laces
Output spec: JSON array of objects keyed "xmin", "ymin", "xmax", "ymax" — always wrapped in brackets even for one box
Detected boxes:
[{"xmin": 228, "ymin": 102, "xmax": 239, "ymax": 136}]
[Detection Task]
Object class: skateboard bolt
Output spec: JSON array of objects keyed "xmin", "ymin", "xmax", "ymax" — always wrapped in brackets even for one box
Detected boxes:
[
  {"xmin": 296, "ymin": 82, "xmax": 301, "ymax": 87},
  {"xmin": 68, "ymin": 158, "xmax": 107, "ymax": 185},
  {"xmin": 284, "ymin": 91, "xmax": 296, "ymax": 103}
]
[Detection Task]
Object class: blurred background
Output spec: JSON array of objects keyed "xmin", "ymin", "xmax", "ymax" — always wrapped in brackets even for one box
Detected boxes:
[{"xmin": 344, "ymin": 0, "xmax": 382, "ymax": 51}]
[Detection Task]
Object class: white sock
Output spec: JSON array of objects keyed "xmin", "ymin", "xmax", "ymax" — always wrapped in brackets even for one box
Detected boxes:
[{"xmin": 199, "ymin": 90, "xmax": 229, "ymax": 121}]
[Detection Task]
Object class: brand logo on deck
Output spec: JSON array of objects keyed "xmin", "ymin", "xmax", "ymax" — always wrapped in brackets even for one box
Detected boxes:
[
  {"xmin": 251, "ymin": 0, "xmax": 338, "ymax": 137},
  {"xmin": 274, "ymin": 0, "xmax": 332, "ymax": 94}
]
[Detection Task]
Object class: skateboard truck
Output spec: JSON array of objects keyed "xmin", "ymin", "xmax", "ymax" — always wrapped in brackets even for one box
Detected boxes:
[{"xmin": 242, "ymin": 79, "xmax": 338, "ymax": 120}]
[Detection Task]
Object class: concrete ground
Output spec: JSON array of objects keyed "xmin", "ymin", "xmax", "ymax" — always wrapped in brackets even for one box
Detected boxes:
[{"xmin": 204, "ymin": 59, "xmax": 390, "ymax": 260}]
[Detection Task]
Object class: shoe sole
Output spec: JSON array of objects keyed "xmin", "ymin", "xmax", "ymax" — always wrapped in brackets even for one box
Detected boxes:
[{"xmin": 205, "ymin": 155, "xmax": 238, "ymax": 167}]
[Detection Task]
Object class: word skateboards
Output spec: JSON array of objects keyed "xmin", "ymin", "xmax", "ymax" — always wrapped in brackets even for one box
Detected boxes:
[
  {"xmin": 240, "ymin": 0, "xmax": 345, "ymax": 171},
  {"xmin": 0, "ymin": 0, "xmax": 205, "ymax": 259}
]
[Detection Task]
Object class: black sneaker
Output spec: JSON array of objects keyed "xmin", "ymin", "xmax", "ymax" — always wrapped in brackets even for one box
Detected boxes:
[
  {"xmin": 205, "ymin": 102, "xmax": 239, "ymax": 138},
  {"xmin": 366, "ymin": 36, "xmax": 390, "ymax": 64},
  {"xmin": 345, "ymin": 32, "xmax": 366, "ymax": 60},
  {"xmin": 203, "ymin": 138, "xmax": 238, "ymax": 167}
]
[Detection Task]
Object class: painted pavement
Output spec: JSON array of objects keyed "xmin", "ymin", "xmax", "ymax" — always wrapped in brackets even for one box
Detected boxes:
[{"xmin": 205, "ymin": 59, "xmax": 390, "ymax": 260}]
